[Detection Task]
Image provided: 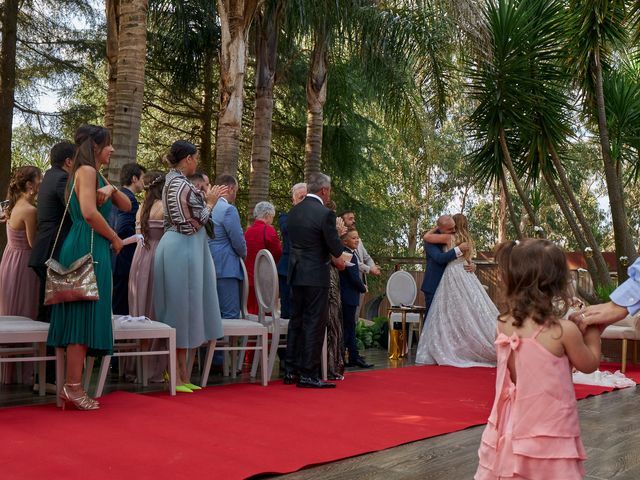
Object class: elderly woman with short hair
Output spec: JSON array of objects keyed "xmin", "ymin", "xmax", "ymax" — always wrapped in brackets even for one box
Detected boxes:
[{"xmin": 244, "ymin": 201, "xmax": 283, "ymax": 315}]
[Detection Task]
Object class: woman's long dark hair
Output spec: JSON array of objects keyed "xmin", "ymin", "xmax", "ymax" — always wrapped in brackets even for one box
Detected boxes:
[
  {"xmin": 139, "ymin": 171, "xmax": 165, "ymax": 247},
  {"xmin": 66, "ymin": 125, "xmax": 111, "ymax": 198}
]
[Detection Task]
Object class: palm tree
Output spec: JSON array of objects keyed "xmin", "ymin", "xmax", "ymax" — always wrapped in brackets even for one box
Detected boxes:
[
  {"xmin": 0, "ymin": 0, "xmax": 19, "ymax": 253},
  {"xmin": 215, "ymin": 0, "xmax": 259, "ymax": 177},
  {"xmin": 466, "ymin": 0, "xmax": 542, "ymax": 234},
  {"xmin": 106, "ymin": 0, "xmax": 149, "ymax": 182},
  {"xmin": 248, "ymin": 0, "xmax": 284, "ymax": 215},
  {"xmin": 567, "ymin": 0, "xmax": 637, "ymax": 278}
]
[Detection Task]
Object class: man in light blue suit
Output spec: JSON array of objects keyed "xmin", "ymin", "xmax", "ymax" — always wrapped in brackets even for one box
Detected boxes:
[{"xmin": 209, "ymin": 175, "xmax": 246, "ymax": 319}]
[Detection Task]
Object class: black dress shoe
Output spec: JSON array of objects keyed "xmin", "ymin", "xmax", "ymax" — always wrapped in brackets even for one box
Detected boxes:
[
  {"xmin": 283, "ymin": 373, "xmax": 299, "ymax": 385},
  {"xmin": 351, "ymin": 357, "xmax": 374, "ymax": 369},
  {"xmin": 296, "ymin": 376, "xmax": 336, "ymax": 388}
]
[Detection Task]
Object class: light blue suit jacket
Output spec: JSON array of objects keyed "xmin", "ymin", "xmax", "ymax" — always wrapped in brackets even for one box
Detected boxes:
[
  {"xmin": 208, "ymin": 197, "xmax": 246, "ymax": 280},
  {"xmin": 611, "ymin": 258, "xmax": 640, "ymax": 316}
]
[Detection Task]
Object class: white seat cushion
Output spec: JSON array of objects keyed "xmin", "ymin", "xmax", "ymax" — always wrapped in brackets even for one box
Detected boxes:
[
  {"xmin": 0, "ymin": 319, "xmax": 50, "ymax": 333},
  {"xmin": 601, "ymin": 325, "xmax": 640, "ymax": 341}
]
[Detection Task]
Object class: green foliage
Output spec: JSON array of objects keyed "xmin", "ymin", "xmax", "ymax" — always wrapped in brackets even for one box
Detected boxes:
[{"xmin": 355, "ymin": 316, "xmax": 386, "ymax": 350}]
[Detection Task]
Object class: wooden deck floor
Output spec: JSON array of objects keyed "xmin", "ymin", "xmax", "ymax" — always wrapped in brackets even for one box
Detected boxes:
[{"xmin": 2, "ymin": 347, "xmax": 638, "ymax": 479}]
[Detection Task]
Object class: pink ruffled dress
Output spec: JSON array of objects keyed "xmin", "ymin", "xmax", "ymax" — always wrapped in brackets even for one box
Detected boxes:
[{"xmin": 475, "ymin": 326, "xmax": 586, "ymax": 479}]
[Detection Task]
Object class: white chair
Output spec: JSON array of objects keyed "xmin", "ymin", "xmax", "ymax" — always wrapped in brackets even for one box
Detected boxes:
[
  {"xmin": 200, "ymin": 259, "xmax": 269, "ymax": 387},
  {"xmin": 85, "ymin": 316, "xmax": 177, "ymax": 397},
  {"xmin": 249, "ymin": 249, "xmax": 328, "ymax": 381},
  {"xmin": 601, "ymin": 313, "xmax": 640, "ymax": 373},
  {"xmin": 386, "ymin": 270, "xmax": 423, "ymax": 350},
  {"xmin": 0, "ymin": 316, "xmax": 59, "ymax": 397}
]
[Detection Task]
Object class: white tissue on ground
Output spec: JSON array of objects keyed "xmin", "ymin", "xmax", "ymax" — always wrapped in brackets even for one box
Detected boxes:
[{"xmin": 572, "ymin": 369, "xmax": 636, "ymax": 388}]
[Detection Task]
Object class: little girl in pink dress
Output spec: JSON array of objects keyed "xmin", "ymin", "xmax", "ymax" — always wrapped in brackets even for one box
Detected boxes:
[{"xmin": 475, "ymin": 239, "xmax": 601, "ymax": 480}]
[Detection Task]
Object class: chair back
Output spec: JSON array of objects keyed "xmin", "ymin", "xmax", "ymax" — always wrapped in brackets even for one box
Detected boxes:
[
  {"xmin": 254, "ymin": 249, "xmax": 279, "ymax": 317},
  {"xmin": 240, "ymin": 258, "xmax": 249, "ymax": 318},
  {"xmin": 386, "ymin": 270, "xmax": 417, "ymax": 307}
]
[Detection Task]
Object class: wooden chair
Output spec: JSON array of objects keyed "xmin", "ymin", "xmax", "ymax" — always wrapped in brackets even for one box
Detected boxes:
[
  {"xmin": 84, "ymin": 316, "xmax": 177, "ymax": 397},
  {"xmin": 249, "ymin": 249, "xmax": 328, "ymax": 381},
  {"xmin": 385, "ymin": 270, "xmax": 423, "ymax": 349},
  {"xmin": 0, "ymin": 316, "xmax": 59, "ymax": 397},
  {"xmin": 200, "ymin": 260, "xmax": 269, "ymax": 386},
  {"xmin": 601, "ymin": 313, "xmax": 640, "ymax": 373}
]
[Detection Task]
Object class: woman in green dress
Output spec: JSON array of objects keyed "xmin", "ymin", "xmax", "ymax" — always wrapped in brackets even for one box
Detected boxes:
[{"xmin": 48, "ymin": 125, "xmax": 131, "ymax": 410}]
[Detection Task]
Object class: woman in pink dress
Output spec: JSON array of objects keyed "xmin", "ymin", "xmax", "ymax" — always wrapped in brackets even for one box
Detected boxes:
[
  {"xmin": 127, "ymin": 171, "xmax": 165, "ymax": 382},
  {"xmin": 476, "ymin": 239, "xmax": 601, "ymax": 479},
  {"xmin": 0, "ymin": 166, "xmax": 42, "ymax": 383}
]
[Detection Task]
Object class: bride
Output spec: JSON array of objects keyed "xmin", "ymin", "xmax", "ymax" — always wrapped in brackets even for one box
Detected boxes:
[{"xmin": 415, "ymin": 213, "xmax": 497, "ymax": 367}]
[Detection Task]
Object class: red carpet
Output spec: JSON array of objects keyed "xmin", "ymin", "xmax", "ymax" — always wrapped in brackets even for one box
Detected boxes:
[{"xmin": 0, "ymin": 365, "xmax": 628, "ymax": 479}]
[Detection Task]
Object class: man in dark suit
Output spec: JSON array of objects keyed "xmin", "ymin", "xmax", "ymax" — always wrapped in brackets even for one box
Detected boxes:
[
  {"xmin": 421, "ymin": 215, "xmax": 470, "ymax": 318},
  {"xmin": 277, "ymin": 182, "xmax": 307, "ymax": 320},
  {"xmin": 285, "ymin": 172, "xmax": 346, "ymax": 388},
  {"xmin": 29, "ymin": 141, "xmax": 76, "ymax": 323},
  {"xmin": 112, "ymin": 163, "xmax": 146, "ymax": 315}
]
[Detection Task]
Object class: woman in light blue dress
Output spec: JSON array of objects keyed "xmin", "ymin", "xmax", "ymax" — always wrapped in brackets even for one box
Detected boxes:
[{"xmin": 154, "ymin": 141, "xmax": 226, "ymax": 392}]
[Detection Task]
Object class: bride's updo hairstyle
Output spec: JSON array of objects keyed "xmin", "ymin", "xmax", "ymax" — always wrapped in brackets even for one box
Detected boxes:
[
  {"xmin": 494, "ymin": 238, "xmax": 570, "ymax": 327},
  {"xmin": 166, "ymin": 140, "xmax": 197, "ymax": 167}
]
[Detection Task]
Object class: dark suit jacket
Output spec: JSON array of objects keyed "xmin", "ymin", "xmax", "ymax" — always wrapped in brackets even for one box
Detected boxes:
[
  {"xmin": 29, "ymin": 166, "xmax": 71, "ymax": 268},
  {"xmin": 421, "ymin": 241, "xmax": 458, "ymax": 295},
  {"xmin": 112, "ymin": 188, "xmax": 139, "ymax": 276},
  {"xmin": 339, "ymin": 248, "xmax": 367, "ymax": 306},
  {"xmin": 287, "ymin": 196, "xmax": 344, "ymax": 288},
  {"xmin": 276, "ymin": 212, "xmax": 289, "ymax": 277}
]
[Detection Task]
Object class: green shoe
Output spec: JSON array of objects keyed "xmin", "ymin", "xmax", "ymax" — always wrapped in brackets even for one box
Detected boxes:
[
  {"xmin": 184, "ymin": 383, "xmax": 202, "ymax": 391},
  {"xmin": 176, "ymin": 384, "xmax": 193, "ymax": 393}
]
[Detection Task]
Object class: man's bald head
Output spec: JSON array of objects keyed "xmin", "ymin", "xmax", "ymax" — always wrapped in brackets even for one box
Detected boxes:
[{"xmin": 437, "ymin": 215, "xmax": 455, "ymax": 234}]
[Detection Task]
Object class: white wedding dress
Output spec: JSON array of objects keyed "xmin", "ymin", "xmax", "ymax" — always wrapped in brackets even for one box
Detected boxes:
[{"xmin": 415, "ymin": 256, "xmax": 498, "ymax": 367}]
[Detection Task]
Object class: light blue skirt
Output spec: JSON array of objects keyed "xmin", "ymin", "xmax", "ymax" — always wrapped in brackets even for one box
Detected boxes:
[{"xmin": 153, "ymin": 228, "xmax": 223, "ymax": 348}]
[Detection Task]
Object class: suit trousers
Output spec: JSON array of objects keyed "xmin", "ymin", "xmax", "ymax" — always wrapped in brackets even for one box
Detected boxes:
[
  {"xmin": 32, "ymin": 265, "xmax": 56, "ymax": 383},
  {"xmin": 217, "ymin": 278, "xmax": 241, "ymax": 319},
  {"xmin": 342, "ymin": 303, "xmax": 359, "ymax": 364},
  {"xmin": 278, "ymin": 274, "xmax": 291, "ymax": 320},
  {"xmin": 286, "ymin": 285, "xmax": 329, "ymax": 377}
]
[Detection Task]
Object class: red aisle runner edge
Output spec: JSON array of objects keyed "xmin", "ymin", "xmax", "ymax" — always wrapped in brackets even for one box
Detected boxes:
[{"xmin": 0, "ymin": 365, "xmax": 627, "ymax": 480}]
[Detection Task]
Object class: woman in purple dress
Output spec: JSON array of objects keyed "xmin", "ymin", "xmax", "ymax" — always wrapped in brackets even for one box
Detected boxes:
[{"xmin": 0, "ymin": 166, "xmax": 42, "ymax": 383}]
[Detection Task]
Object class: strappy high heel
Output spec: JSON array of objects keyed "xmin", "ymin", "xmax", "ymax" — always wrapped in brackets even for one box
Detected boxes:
[{"xmin": 59, "ymin": 383, "xmax": 100, "ymax": 411}]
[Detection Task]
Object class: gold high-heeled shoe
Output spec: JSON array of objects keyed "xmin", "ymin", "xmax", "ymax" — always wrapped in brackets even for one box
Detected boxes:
[{"xmin": 59, "ymin": 383, "xmax": 100, "ymax": 411}]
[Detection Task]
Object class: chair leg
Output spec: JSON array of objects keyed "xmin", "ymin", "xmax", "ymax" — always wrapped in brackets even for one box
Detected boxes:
[
  {"xmin": 266, "ymin": 331, "xmax": 281, "ymax": 379},
  {"xmin": 622, "ymin": 339, "xmax": 628, "ymax": 374},
  {"xmin": 169, "ymin": 332, "xmax": 177, "ymax": 395},
  {"xmin": 321, "ymin": 330, "xmax": 328, "ymax": 381},
  {"xmin": 95, "ymin": 355, "xmax": 112, "ymax": 398},
  {"xmin": 261, "ymin": 332, "xmax": 268, "ymax": 386},
  {"xmin": 55, "ymin": 348, "xmax": 65, "ymax": 407},
  {"xmin": 200, "ymin": 341, "xmax": 216, "ymax": 388},
  {"xmin": 237, "ymin": 336, "xmax": 248, "ymax": 372},
  {"xmin": 84, "ymin": 356, "xmax": 94, "ymax": 391},
  {"xmin": 633, "ymin": 340, "xmax": 638, "ymax": 366},
  {"xmin": 38, "ymin": 343, "xmax": 46, "ymax": 397}
]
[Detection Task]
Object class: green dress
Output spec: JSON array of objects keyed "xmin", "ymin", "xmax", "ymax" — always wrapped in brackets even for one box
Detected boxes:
[{"xmin": 47, "ymin": 174, "xmax": 113, "ymax": 356}]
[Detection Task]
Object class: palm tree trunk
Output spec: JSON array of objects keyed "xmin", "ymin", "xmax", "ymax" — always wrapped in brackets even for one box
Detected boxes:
[
  {"xmin": 499, "ymin": 167, "xmax": 523, "ymax": 239},
  {"xmin": 215, "ymin": 0, "xmax": 258, "ymax": 177},
  {"xmin": 0, "ymin": 0, "xmax": 19, "ymax": 255},
  {"xmin": 107, "ymin": 0, "xmax": 149, "ymax": 183},
  {"xmin": 248, "ymin": 1, "xmax": 282, "ymax": 217},
  {"xmin": 200, "ymin": 48, "xmax": 215, "ymax": 178},
  {"xmin": 593, "ymin": 47, "xmax": 637, "ymax": 280},
  {"xmin": 498, "ymin": 182, "xmax": 508, "ymax": 243},
  {"xmin": 548, "ymin": 143, "xmax": 611, "ymax": 288},
  {"xmin": 104, "ymin": 0, "xmax": 120, "ymax": 132},
  {"xmin": 304, "ymin": 27, "xmax": 328, "ymax": 181},
  {"xmin": 498, "ymin": 128, "xmax": 539, "ymax": 230},
  {"xmin": 543, "ymin": 169, "xmax": 600, "ymax": 301}
]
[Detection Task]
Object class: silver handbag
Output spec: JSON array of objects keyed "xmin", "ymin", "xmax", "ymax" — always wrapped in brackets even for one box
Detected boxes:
[{"xmin": 43, "ymin": 183, "xmax": 99, "ymax": 306}]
